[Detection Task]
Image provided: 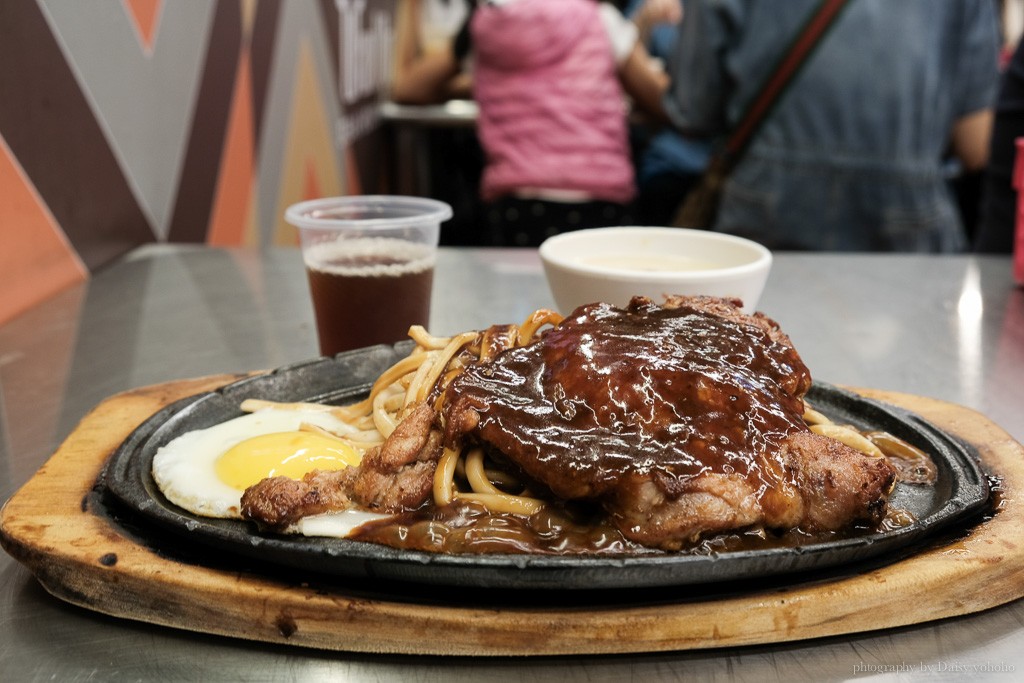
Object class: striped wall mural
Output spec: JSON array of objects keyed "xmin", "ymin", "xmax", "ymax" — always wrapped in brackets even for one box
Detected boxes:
[{"xmin": 0, "ymin": 0, "xmax": 397, "ymax": 325}]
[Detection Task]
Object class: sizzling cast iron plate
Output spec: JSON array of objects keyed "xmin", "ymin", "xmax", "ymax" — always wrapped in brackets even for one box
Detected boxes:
[{"xmin": 100, "ymin": 344, "xmax": 991, "ymax": 591}]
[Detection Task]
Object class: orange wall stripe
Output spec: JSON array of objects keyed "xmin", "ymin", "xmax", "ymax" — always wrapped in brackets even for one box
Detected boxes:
[
  {"xmin": 272, "ymin": 40, "xmax": 344, "ymax": 246},
  {"xmin": 123, "ymin": 0, "xmax": 163, "ymax": 53},
  {"xmin": 303, "ymin": 157, "xmax": 323, "ymax": 201},
  {"xmin": 207, "ymin": 44, "xmax": 256, "ymax": 247},
  {"xmin": 0, "ymin": 134, "xmax": 87, "ymax": 326}
]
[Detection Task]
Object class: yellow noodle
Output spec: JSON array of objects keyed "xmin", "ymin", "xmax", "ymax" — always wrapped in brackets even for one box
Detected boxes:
[
  {"xmin": 802, "ymin": 406, "xmax": 833, "ymax": 426},
  {"xmin": 334, "ymin": 353, "xmax": 424, "ymax": 420},
  {"xmin": 477, "ymin": 325, "xmax": 517, "ymax": 361},
  {"xmin": 382, "ymin": 392, "xmax": 406, "ymax": 413},
  {"xmin": 434, "ymin": 447, "xmax": 461, "ymax": 505},
  {"xmin": 240, "ymin": 398, "xmax": 334, "ymax": 414},
  {"xmin": 371, "ymin": 386, "xmax": 401, "ymax": 437},
  {"xmin": 810, "ymin": 423, "xmax": 885, "ymax": 458},
  {"xmin": 517, "ymin": 309, "xmax": 564, "ymax": 345},
  {"xmin": 416, "ymin": 331, "xmax": 478, "ymax": 403},
  {"xmin": 456, "ymin": 492, "xmax": 545, "ymax": 516},
  {"xmin": 440, "ymin": 367, "xmax": 463, "ymax": 387},
  {"xmin": 351, "ymin": 414, "xmax": 377, "ymax": 431},
  {"xmin": 338, "ymin": 434, "xmax": 384, "ymax": 449},
  {"xmin": 465, "ymin": 448, "xmax": 503, "ymax": 495},
  {"xmin": 407, "ymin": 325, "xmax": 453, "ymax": 350},
  {"xmin": 403, "ymin": 351, "xmax": 439, "ymax": 409}
]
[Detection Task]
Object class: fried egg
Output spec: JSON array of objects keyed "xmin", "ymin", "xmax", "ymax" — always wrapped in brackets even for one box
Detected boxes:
[{"xmin": 153, "ymin": 408, "xmax": 370, "ymax": 528}]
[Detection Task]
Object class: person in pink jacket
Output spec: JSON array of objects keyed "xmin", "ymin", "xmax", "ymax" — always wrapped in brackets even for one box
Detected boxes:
[
  {"xmin": 470, "ymin": 0, "xmax": 668, "ymax": 245},
  {"xmin": 398, "ymin": 0, "xmax": 668, "ymax": 246}
]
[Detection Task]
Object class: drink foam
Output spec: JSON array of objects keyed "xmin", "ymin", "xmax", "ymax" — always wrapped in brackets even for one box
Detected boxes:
[{"xmin": 304, "ymin": 237, "xmax": 435, "ymax": 277}]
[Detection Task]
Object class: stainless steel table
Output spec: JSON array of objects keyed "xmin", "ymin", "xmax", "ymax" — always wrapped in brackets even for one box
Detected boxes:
[{"xmin": 1, "ymin": 245, "xmax": 1022, "ymax": 681}]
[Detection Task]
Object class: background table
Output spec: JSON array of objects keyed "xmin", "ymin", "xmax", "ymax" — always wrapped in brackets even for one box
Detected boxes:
[
  {"xmin": 379, "ymin": 101, "xmax": 486, "ymax": 248},
  {"xmin": 1, "ymin": 245, "xmax": 1022, "ymax": 681}
]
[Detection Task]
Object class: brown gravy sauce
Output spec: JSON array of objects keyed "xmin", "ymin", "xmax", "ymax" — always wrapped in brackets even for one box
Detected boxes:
[
  {"xmin": 347, "ymin": 412, "xmax": 939, "ymax": 556},
  {"xmin": 349, "ymin": 499, "xmax": 916, "ymax": 556}
]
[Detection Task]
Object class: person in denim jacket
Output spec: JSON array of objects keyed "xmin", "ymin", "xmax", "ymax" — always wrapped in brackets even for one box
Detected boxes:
[{"xmin": 664, "ymin": 0, "xmax": 1000, "ymax": 251}]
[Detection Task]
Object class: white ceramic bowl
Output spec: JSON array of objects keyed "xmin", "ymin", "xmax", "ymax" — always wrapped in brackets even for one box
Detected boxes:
[{"xmin": 539, "ymin": 227, "xmax": 772, "ymax": 314}]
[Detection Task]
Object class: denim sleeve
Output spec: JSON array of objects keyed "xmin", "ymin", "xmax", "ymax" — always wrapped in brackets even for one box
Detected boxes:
[
  {"xmin": 663, "ymin": 0, "xmax": 745, "ymax": 136},
  {"xmin": 953, "ymin": 0, "xmax": 1001, "ymax": 117}
]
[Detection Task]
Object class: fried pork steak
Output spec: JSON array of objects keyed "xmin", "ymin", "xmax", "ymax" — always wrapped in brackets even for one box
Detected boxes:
[{"xmin": 441, "ymin": 296, "xmax": 897, "ymax": 550}]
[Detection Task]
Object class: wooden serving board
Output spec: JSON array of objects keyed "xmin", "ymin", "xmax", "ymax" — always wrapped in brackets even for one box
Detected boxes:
[{"xmin": 2, "ymin": 376, "xmax": 1024, "ymax": 657}]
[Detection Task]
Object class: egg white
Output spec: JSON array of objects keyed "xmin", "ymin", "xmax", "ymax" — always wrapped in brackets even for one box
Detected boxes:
[
  {"xmin": 289, "ymin": 509, "xmax": 390, "ymax": 538},
  {"xmin": 153, "ymin": 408, "xmax": 363, "ymax": 521}
]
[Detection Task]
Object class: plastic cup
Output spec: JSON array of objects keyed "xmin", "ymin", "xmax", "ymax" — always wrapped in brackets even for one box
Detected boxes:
[{"xmin": 285, "ymin": 195, "xmax": 452, "ymax": 355}]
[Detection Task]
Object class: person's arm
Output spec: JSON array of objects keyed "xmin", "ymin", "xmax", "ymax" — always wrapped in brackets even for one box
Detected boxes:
[
  {"xmin": 391, "ymin": 0, "xmax": 422, "ymax": 94},
  {"xmin": 391, "ymin": 47, "xmax": 462, "ymax": 105},
  {"xmin": 951, "ymin": 108, "xmax": 994, "ymax": 172},
  {"xmin": 390, "ymin": 0, "xmax": 467, "ymax": 104},
  {"xmin": 949, "ymin": 0, "xmax": 999, "ymax": 173},
  {"xmin": 619, "ymin": 42, "xmax": 670, "ymax": 122},
  {"xmin": 601, "ymin": 3, "xmax": 670, "ymax": 121}
]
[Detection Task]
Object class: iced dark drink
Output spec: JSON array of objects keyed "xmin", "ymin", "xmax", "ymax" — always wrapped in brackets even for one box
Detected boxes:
[{"xmin": 304, "ymin": 238, "xmax": 435, "ymax": 355}]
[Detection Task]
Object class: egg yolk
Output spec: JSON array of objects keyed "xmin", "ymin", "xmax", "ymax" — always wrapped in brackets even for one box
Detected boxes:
[{"xmin": 215, "ymin": 431, "xmax": 361, "ymax": 490}]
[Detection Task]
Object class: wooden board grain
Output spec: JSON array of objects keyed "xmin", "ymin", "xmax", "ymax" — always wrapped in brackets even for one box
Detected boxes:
[{"xmin": 1, "ymin": 376, "xmax": 1023, "ymax": 656}]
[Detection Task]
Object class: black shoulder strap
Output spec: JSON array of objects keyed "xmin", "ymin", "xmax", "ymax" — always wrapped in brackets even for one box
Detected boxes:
[{"xmin": 722, "ymin": 0, "xmax": 852, "ymax": 166}]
